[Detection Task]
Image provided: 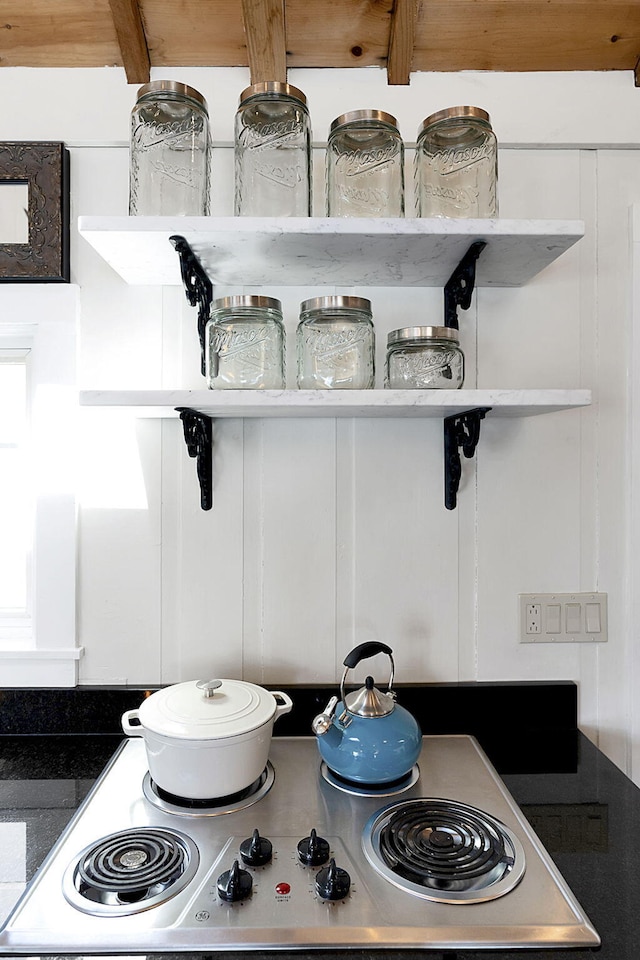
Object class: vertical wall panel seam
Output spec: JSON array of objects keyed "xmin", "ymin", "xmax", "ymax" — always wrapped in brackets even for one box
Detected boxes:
[
  {"xmin": 577, "ymin": 147, "xmax": 600, "ymax": 751},
  {"xmin": 241, "ymin": 417, "xmax": 246, "ymax": 680},
  {"xmin": 591, "ymin": 147, "xmax": 601, "ymax": 752},
  {"xmin": 626, "ymin": 201, "xmax": 638, "ymax": 781},
  {"xmin": 472, "ymin": 295, "xmax": 480, "ymax": 681},
  {"xmin": 334, "ymin": 418, "xmax": 339, "ymax": 680}
]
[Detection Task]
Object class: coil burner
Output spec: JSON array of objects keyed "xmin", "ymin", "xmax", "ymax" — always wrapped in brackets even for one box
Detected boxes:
[
  {"xmin": 363, "ymin": 798, "xmax": 526, "ymax": 903},
  {"xmin": 320, "ymin": 761, "xmax": 420, "ymax": 798},
  {"xmin": 62, "ymin": 827, "xmax": 199, "ymax": 916},
  {"xmin": 142, "ymin": 762, "xmax": 275, "ymax": 817}
]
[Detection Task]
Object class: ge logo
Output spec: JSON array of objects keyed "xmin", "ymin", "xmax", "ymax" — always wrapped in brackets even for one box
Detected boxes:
[{"xmin": 195, "ymin": 910, "xmax": 210, "ymax": 921}]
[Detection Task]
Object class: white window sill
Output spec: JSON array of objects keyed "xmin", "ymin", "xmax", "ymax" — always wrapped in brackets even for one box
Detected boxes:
[{"xmin": 0, "ymin": 647, "xmax": 83, "ymax": 686}]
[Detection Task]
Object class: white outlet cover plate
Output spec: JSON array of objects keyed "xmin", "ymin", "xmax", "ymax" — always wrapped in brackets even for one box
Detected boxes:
[{"xmin": 519, "ymin": 592, "xmax": 608, "ymax": 643}]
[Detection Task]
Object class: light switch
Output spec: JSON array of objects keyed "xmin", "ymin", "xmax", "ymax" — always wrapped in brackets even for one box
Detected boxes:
[
  {"xmin": 546, "ymin": 603, "xmax": 562, "ymax": 634},
  {"xmin": 565, "ymin": 602, "xmax": 582, "ymax": 634},
  {"xmin": 585, "ymin": 602, "xmax": 602, "ymax": 634}
]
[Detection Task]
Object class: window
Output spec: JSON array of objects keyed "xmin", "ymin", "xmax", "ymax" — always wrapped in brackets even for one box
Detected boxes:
[
  {"xmin": 0, "ymin": 286, "xmax": 81, "ymax": 686},
  {"xmin": 0, "ymin": 349, "xmax": 30, "ymax": 628}
]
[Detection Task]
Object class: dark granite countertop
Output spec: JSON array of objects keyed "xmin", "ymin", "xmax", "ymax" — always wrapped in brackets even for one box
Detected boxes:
[{"xmin": 0, "ymin": 682, "xmax": 635, "ymax": 958}]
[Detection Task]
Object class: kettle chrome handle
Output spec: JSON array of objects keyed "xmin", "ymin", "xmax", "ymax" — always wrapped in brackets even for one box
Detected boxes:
[
  {"xmin": 340, "ymin": 642, "xmax": 395, "ymax": 706},
  {"xmin": 312, "ymin": 696, "xmax": 338, "ymax": 736}
]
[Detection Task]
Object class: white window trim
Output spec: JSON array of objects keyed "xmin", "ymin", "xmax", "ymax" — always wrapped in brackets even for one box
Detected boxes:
[{"xmin": 0, "ymin": 285, "xmax": 82, "ymax": 686}]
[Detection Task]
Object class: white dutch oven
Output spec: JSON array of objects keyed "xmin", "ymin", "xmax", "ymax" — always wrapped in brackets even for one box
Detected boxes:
[{"xmin": 121, "ymin": 679, "xmax": 293, "ymax": 799}]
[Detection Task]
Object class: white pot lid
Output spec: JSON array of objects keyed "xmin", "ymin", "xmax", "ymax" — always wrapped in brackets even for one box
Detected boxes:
[{"xmin": 138, "ymin": 679, "xmax": 277, "ymax": 740}]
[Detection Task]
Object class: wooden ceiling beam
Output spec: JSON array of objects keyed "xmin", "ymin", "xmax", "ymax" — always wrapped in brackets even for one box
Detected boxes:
[
  {"xmin": 387, "ymin": 0, "xmax": 417, "ymax": 85},
  {"xmin": 241, "ymin": 0, "xmax": 287, "ymax": 83},
  {"xmin": 108, "ymin": 0, "xmax": 150, "ymax": 85}
]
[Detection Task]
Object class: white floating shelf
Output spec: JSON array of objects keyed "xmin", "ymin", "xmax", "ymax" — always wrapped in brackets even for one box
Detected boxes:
[
  {"xmin": 78, "ymin": 216, "xmax": 584, "ymax": 288},
  {"xmin": 79, "ymin": 389, "xmax": 591, "ymax": 419}
]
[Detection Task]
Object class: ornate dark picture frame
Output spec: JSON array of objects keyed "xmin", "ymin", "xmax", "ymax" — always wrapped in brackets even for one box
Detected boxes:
[{"xmin": 0, "ymin": 142, "xmax": 70, "ymax": 282}]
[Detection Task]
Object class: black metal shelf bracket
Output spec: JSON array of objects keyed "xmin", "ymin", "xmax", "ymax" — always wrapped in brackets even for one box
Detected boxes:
[
  {"xmin": 444, "ymin": 240, "xmax": 487, "ymax": 329},
  {"xmin": 170, "ymin": 235, "xmax": 212, "ymax": 377},
  {"xmin": 443, "ymin": 407, "xmax": 492, "ymax": 511},
  {"xmin": 176, "ymin": 407, "xmax": 213, "ymax": 511}
]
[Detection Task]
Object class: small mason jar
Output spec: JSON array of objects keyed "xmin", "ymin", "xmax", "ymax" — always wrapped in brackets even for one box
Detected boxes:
[
  {"xmin": 414, "ymin": 106, "xmax": 498, "ymax": 218},
  {"xmin": 327, "ymin": 110, "xmax": 404, "ymax": 217},
  {"xmin": 234, "ymin": 82, "xmax": 312, "ymax": 217},
  {"xmin": 129, "ymin": 80, "xmax": 211, "ymax": 216},
  {"xmin": 297, "ymin": 296, "xmax": 375, "ymax": 389},
  {"xmin": 206, "ymin": 296, "xmax": 285, "ymax": 390},
  {"xmin": 385, "ymin": 326, "xmax": 464, "ymax": 389}
]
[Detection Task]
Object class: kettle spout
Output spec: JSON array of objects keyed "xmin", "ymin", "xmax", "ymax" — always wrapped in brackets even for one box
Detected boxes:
[{"xmin": 312, "ymin": 696, "xmax": 340, "ymax": 741}]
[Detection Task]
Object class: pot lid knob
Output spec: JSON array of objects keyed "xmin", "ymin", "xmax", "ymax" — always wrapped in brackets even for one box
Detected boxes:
[{"xmin": 196, "ymin": 679, "xmax": 223, "ymax": 699}]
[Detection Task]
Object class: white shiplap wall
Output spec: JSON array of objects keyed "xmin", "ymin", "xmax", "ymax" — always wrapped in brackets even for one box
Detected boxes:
[{"xmin": 1, "ymin": 67, "xmax": 639, "ymax": 783}]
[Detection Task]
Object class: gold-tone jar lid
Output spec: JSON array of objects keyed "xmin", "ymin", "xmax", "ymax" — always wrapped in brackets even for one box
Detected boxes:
[
  {"xmin": 136, "ymin": 80, "xmax": 209, "ymax": 112},
  {"xmin": 300, "ymin": 295, "xmax": 372, "ymax": 314},
  {"xmin": 330, "ymin": 109, "xmax": 399, "ymax": 135},
  {"xmin": 387, "ymin": 325, "xmax": 459, "ymax": 345},
  {"xmin": 239, "ymin": 81, "xmax": 307, "ymax": 106},
  {"xmin": 417, "ymin": 106, "xmax": 491, "ymax": 138},
  {"xmin": 211, "ymin": 295, "xmax": 282, "ymax": 312}
]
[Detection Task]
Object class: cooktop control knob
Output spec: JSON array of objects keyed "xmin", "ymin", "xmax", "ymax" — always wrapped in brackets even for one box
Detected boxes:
[
  {"xmin": 315, "ymin": 857, "xmax": 351, "ymax": 901},
  {"xmin": 239, "ymin": 828, "xmax": 273, "ymax": 867},
  {"xmin": 216, "ymin": 859, "xmax": 253, "ymax": 902},
  {"xmin": 297, "ymin": 828, "xmax": 330, "ymax": 866}
]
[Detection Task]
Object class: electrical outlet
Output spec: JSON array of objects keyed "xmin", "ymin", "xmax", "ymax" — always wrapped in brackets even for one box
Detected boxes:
[
  {"xmin": 526, "ymin": 603, "xmax": 541, "ymax": 634},
  {"xmin": 519, "ymin": 593, "xmax": 608, "ymax": 643}
]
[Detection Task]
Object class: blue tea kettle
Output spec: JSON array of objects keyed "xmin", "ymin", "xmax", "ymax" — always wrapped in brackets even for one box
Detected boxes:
[{"xmin": 312, "ymin": 641, "xmax": 422, "ymax": 784}]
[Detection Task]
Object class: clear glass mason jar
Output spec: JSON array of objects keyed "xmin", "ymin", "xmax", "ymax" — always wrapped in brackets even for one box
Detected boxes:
[
  {"xmin": 297, "ymin": 296, "xmax": 375, "ymax": 389},
  {"xmin": 234, "ymin": 82, "xmax": 312, "ymax": 217},
  {"xmin": 385, "ymin": 326, "xmax": 464, "ymax": 389},
  {"xmin": 129, "ymin": 80, "xmax": 211, "ymax": 216},
  {"xmin": 206, "ymin": 296, "xmax": 285, "ymax": 390},
  {"xmin": 414, "ymin": 106, "xmax": 498, "ymax": 218},
  {"xmin": 326, "ymin": 110, "xmax": 404, "ymax": 217}
]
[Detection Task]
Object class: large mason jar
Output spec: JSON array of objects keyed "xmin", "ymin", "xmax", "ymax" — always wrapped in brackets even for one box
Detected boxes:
[
  {"xmin": 206, "ymin": 296, "xmax": 285, "ymax": 390},
  {"xmin": 326, "ymin": 110, "xmax": 404, "ymax": 217},
  {"xmin": 414, "ymin": 106, "xmax": 498, "ymax": 218},
  {"xmin": 234, "ymin": 82, "xmax": 312, "ymax": 217},
  {"xmin": 129, "ymin": 80, "xmax": 211, "ymax": 216},
  {"xmin": 296, "ymin": 296, "xmax": 375, "ymax": 389}
]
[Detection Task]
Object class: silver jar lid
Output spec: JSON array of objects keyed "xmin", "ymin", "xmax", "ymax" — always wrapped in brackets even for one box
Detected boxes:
[
  {"xmin": 387, "ymin": 326, "xmax": 459, "ymax": 345},
  {"xmin": 136, "ymin": 80, "xmax": 209, "ymax": 113},
  {"xmin": 211, "ymin": 295, "xmax": 282, "ymax": 312},
  {"xmin": 330, "ymin": 109, "xmax": 399, "ymax": 135},
  {"xmin": 239, "ymin": 81, "xmax": 307, "ymax": 106},
  {"xmin": 417, "ymin": 106, "xmax": 491, "ymax": 138},
  {"xmin": 300, "ymin": 295, "xmax": 372, "ymax": 314}
]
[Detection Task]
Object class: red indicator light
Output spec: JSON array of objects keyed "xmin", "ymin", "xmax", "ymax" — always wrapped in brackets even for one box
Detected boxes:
[{"xmin": 275, "ymin": 882, "xmax": 291, "ymax": 895}]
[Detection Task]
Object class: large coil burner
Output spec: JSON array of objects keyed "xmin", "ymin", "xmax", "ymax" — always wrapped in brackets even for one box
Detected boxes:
[
  {"xmin": 62, "ymin": 827, "xmax": 199, "ymax": 916},
  {"xmin": 363, "ymin": 797, "xmax": 526, "ymax": 903}
]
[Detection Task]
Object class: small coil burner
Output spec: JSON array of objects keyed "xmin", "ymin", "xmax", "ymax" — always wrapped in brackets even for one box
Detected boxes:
[
  {"xmin": 142, "ymin": 762, "xmax": 275, "ymax": 817},
  {"xmin": 62, "ymin": 827, "xmax": 199, "ymax": 916},
  {"xmin": 363, "ymin": 798, "xmax": 526, "ymax": 904}
]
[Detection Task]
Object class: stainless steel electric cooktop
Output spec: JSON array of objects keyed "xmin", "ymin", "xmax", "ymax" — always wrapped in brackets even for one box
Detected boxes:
[{"xmin": 0, "ymin": 735, "xmax": 600, "ymax": 953}]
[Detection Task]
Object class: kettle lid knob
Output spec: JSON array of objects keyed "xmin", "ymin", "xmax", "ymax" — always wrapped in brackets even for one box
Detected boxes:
[{"xmin": 345, "ymin": 674, "xmax": 395, "ymax": 718}]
